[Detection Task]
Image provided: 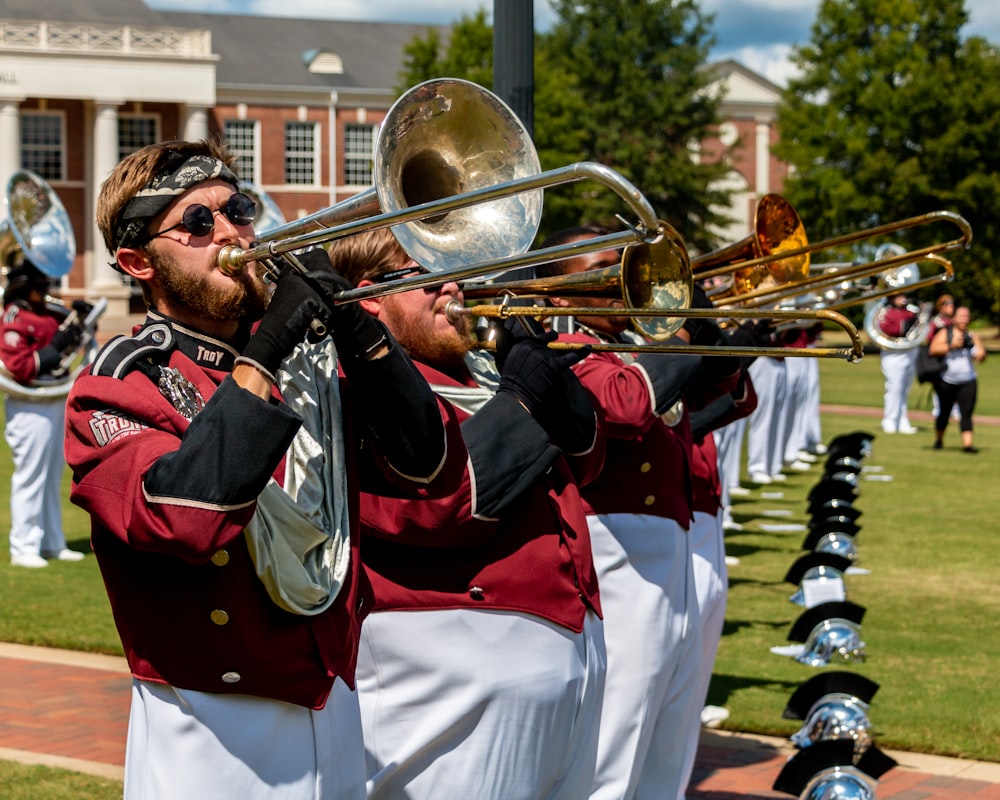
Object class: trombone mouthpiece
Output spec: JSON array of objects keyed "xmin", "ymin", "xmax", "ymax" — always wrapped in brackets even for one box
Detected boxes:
[
  {"xmin": 444, "ymin": 300, "xmax": 464, "ymax": 323},
  {"xmin": 217, "ymin": 245, "xmax": 247, "ymax": 277}
]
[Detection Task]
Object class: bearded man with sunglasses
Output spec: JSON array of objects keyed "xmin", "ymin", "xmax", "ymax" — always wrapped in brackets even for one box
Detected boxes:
[{"xmin": 64, "ymin": 139, "xmax": 463, "ymax": 800}]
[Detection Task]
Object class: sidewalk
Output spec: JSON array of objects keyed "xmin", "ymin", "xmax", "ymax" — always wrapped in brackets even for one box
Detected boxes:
[{"xmin": 1, "ymin": 643, "xmax": 999, "ymax": 798}]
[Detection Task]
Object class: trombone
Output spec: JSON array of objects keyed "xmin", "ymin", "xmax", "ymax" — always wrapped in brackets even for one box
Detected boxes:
[
  {"xmin": 701, "ymin": 209, "xmax": 970, "ymax": 311},
  {"xmin": 446, "ymin": 299, "xmax": 865, "ymax": 362},
  {"xmin": 216, "ymin": 78, "xmax": 676, "ymax": 307}
]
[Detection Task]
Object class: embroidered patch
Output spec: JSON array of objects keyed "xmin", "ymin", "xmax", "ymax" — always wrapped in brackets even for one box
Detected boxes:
[
  {"xmin": 89, "ymin": 409, "xmax": 149, "ymax": 447},
  {"xmin": 158, "ymin": 366, "xmax": 205, "ymax": 419},
  {"xmin": 3, "ymin": 331, "xmax": 21, "ymax": 348}
]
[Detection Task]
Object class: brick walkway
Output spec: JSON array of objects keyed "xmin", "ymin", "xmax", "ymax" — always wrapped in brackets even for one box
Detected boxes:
[{"xmin": 1, "ymin": 643, "xmax": 999, "ymax": 798}]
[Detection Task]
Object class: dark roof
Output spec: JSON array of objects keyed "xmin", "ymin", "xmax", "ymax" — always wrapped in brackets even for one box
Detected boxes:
[
  {"xmin": 157, "ymin": 11, "xmax": 447, "ymax": 93},
  {"xmin": 0, "ymin": 0, "xmax": 449, "ymax": 94},
  {"xmin": 0, "ymin": 0, "xmax": 167, "ymax": 25}
]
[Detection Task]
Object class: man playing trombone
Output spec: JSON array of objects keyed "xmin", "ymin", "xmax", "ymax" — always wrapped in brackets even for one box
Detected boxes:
[
  {"xmin": 327, "ymin": 226, "xmax": 608, "ymax": 800},
  {"xmin": 65, "ymin": 139, "xmax": 463, "ymax": 800},
  {"xmin": 537, "ymin": 223, "xmax": 742, "ymax": 800}
]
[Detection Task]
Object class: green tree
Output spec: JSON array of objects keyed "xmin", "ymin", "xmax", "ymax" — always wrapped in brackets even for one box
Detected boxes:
[
  {"xmin": 774, "ymin": 0, "xmax": 1000, "ymax": 322},
  {"xmin": 539, "ymin": 0, "xmax": 732, "ymax": 251},
  {"xmin": 396, "ymin": 2, "xmax": 733, "ymax": 253},
  {"xmin": 398, "ymin": 8, "xmax": 494, "ymax": 92}
]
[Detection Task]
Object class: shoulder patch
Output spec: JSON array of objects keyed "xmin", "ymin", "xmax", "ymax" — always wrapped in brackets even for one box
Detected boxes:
[{"xmin": 90, "ymin": 323, "xmax": 176, "ymax": 380}]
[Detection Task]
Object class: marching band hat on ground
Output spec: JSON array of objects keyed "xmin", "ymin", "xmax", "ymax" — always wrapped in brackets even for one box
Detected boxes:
[
  {"xmin": 807, "ymin": 515, "xmax": 861, "ymax": 537},
  {"xmin": 819, "ymin": 469, "xmax": 860, "ymax": 489},
  {"xmin": 788, "ymin": 601, "xmax": 867, "ymax": 667},
  {"xmin": 806, "ymin": 531, "xmax": 860, "ymax": 564},
  {"xmin": 825, "ymin": 431, "xmax": 876, "ymax": 458},
  {"xmin": 784, "ymin": 552, "xmax": 854, "ymax": 586},
  {"xmin": 807, "ymin": 481, "xmax": 859, "ymax": 507},
  {"xmin": 808, "ymin": 499, "xmax": 862, "ymax": 524},
  {"xmin": 773, "ymin": 739, "xmax": 896, "ymax": 799},
  {"xmin": 783, "ymin": 671, "xmax": 879, "ymax": 720}
]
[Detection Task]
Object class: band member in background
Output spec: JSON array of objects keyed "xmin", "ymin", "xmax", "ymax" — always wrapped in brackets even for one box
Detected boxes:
[
  {"xmin": 65, "ymin": 139, "xmax": 461, "ymax": 800},
  {"xmin": 537, "ymin": 224, "xmax": 741, "ymax": 800},
  {"xmin": 328, "ymin": 226, "xmax": 607, "ymax": 800},
  {"xmin": 928, "ymin": 305, "xmax": 986, "ymax": 453},
  {"xmin": 1, "ymin": 258, "xmax": 89, "ymax": 567},
  {"xmin": 878, "ymin": 292, "xmax": 919, "ymax": 434}
]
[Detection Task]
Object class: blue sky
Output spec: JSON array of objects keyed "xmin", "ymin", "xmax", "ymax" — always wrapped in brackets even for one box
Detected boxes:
[{"xmin": 145, "ymin": 0, "xmax": 1000, "ymax": 87}]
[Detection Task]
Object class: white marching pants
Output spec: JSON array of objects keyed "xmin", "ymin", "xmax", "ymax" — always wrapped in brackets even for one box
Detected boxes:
[
  {"xmin": 124, "ymin": 678, "xmax": 367, "ymax": 800},
  {"xmin": 5, "ymin": 397, "xmax": 68, "ymax": 558},
  {"xmin": 880, "ymin": 349, "xmax": 918, "ymax": 431},
  {"xmin": 747, "ymin": 358, "xmax": 787, "ymax": 477},
  {"xmin": 802, "ymin": 357, "xmax": 823, "ymax": 451},
  {"xmin": 588, "ymin": 513, "xmax": 702, "ymax": 800},
  {"xmin": 356, "ymin": 608, "xmax": 606, "ymax": 800},
  {"xmin": 676, "ymin": 509, "xmax": 729, "ymax": 800},
  {"xmin": 782, "ymin": 356, "xmax": 811, "ymax": 463}
]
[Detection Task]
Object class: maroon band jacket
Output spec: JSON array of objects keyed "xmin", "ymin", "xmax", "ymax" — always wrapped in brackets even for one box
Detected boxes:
[
  {"xmin": 358, "ymin": 359, "xmax": 603, "ymax": 632},
  {"xmin": 0, "ymin": 301, "xmax": 61, "ymax": 382},
  {"xmin": 65, "ymin": 313, "xmax": 463, "ymax": 709},
  {"xmin": 560, "ymin": 331, "xmax": 739, "ymax": 528}
]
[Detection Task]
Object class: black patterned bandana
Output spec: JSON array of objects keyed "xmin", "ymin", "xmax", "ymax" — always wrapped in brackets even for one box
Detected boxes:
[{"xmin": 113, "ymin": 154, "xmax": 239, "ymax": 257}]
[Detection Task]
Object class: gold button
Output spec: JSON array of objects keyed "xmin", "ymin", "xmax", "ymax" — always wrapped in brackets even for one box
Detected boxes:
[
  {"xmin": 644, "ymin": 495, "xmax": 656, "ymax": 506},
  {"xmin": 210, "ymin": 609, "xmax": 230, "ymax": 626},
  {"xmin": 640, "ymin": 462, "xmax": 652, "ymax": 473},
  {"xmin": 221, "ymin": 672, "xmax": 241, "ymax": 683},
  {"xmin": 211, "ymin": 549, "xmax": 230, "ymax": 566}
]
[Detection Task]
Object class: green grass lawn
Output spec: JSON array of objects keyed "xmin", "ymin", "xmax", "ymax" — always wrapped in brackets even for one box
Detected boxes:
[{"xmin": 0, "ymin": 351, "xmax": 997, "ymax": 785}]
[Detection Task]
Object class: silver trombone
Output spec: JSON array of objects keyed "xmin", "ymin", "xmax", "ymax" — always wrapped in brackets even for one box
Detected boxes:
[{"xmin": 217, "ymin": 79, "xmax": 675, "ymax": 305}]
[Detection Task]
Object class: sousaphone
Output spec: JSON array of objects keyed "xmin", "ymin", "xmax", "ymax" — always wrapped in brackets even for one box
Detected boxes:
[{"xmin": 0, "ymin": 170, "xmax": 105, "ymax": 400}]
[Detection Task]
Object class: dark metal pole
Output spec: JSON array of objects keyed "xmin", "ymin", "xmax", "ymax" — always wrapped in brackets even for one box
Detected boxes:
[{"xmin": 493, "ymin": 0, "xmax": 535, "ymax": 138}]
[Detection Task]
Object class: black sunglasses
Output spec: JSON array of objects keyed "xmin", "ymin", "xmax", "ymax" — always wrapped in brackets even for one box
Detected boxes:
[
  {"xmin": 373, "ymin": 263, "xmax": 431, "ymax": 283},
  {"xmin": 145, "ymin": 192, "xmax": 257, "ymax": 243}
]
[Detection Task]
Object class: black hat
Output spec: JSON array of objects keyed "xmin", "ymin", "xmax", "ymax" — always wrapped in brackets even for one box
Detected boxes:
[
  {"xmin": 808, "ymin": 480, "xmax": 859, "ymax": 505},
  {"xmin": 772, "ymin": 740, "xmax": 897, "ymax": 796},
  {"xmin": 809, "ymin": 499, "xmax": 862, "ymax": 523},
  {"xmin": 827, "ymin": 431, "xmax": 876, "ymax": 455},
  {"xmin": 785, "ymin": 552, "xmax": 854, "ymax": 585},
  {"xmin": 788, "ymin": 600, "xmax": 866, "ymax": 643},
  {"xmin": 819, "ymin": 469, "xmax": 860, "ymax": 488},
  {"xmin": 783, "ymin": 670, "xmax": 880, "ymax": 720},
  {"xmin": 3, "ymin": 258, "xmax": 49, "ymax": 301},
  {"xmin": 803, "ymin": 525, "xmax": 860, "ymax": 553},
  {"xmin": 808, "ymin": 515, "xmax": 862, "ymax": 536}
]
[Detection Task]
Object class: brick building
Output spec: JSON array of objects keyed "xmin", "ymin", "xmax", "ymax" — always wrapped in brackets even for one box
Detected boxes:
[{"xmin": 0, "ymin": 0, "xmax": 787, "ymax": 322}]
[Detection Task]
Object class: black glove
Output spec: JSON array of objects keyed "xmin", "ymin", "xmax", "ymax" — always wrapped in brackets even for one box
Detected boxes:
[
  {"xmin": 50, "ymin": 323, "xmax": 84, "ymax": 354},
  {"xmin": 497, "ymin": 330, "xmax": 591, "ymax": 417},
  {"xmin": 239, "ymin": 270, "xmax": 335, "ymax": 379},
  {"xmin": 682, "ymin": 283, "xmax": 723, "ymax": 346},
  {"xmin": 71, "ymin": 299, "xmax": 95, "ymax": 319},
  {"xmin": 285, "ymin": 248, "xmax": 387, "ymax": 360},
  {"xmin": 491, "ymin": 313, "xmax": 546, "ymax": 373},
  {"xmin": 728, "ymin": 319, "xmax": 774, "ymax": 348}
]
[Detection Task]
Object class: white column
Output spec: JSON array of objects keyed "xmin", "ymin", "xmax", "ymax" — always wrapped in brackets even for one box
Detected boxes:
[
  {"xmin": 755, "ymin": 120, "xmax": 771, "ymax": 196},
  {"xmin": 183, "ymin": 105, "xmax": 209, "ymax": 141},
  {"xmin": 0, "ymin": 100, "xmax": 22, "ymax": 198},
  {"xmin": 91, "ymin": 101, "xmax": 130, "ymax": 312}
]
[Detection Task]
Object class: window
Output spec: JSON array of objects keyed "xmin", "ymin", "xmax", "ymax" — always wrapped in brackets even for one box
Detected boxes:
[
  {"xmin": 118, "ymin": 115, "xmax": 159, "ymax": 159},
  {"xmin": 21, "ymin": 113, "xmax": 64, "ymax": 180},
  {"xmin": 285, "ymin": 122, "xmax": 318, "ymax": 185},
  {"xmin": 224, "ymin": 120, "xmax": 257, "ymax": 183},
  {"xmin": 343, "ymin": 123, "xmax": 376, "ymax": 186}
]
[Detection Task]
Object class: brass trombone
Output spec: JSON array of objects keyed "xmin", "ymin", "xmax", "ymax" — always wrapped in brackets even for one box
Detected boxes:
[
  {"xmin": 694, "ymin": 193, "xmax": 810, "ymax": 298},
  {"xmin": 216, "ymin": 79, "xmax": 677, "ymax": 307},
  {"xmin": 446, "ymin": 299, "xmax": 865, "ymax": 362},
  {"xmin": 702, "ymin": 209, "xmax": 971, "ymax": 311}
]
